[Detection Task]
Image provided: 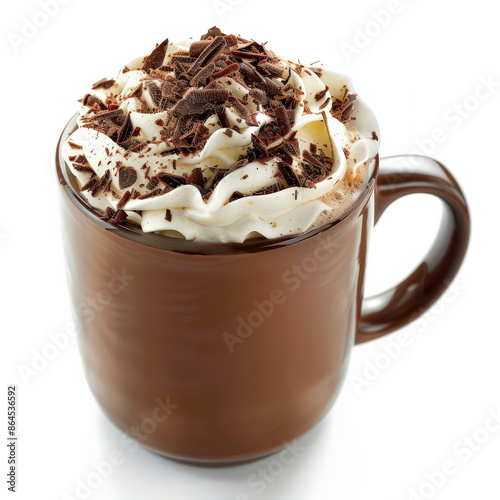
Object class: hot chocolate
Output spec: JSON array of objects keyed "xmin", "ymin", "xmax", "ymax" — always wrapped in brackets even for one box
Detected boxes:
[{"xmin": 57, "ymin": 27, "xmax": 470, "ymax": 464}]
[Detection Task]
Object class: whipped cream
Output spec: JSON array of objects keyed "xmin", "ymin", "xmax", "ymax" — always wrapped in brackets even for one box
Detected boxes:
[{"xmin": 63, "ymin": 30, "xmax": 379, "ymax": 243}]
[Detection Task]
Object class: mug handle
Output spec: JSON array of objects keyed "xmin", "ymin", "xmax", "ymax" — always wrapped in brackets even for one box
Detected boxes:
[{"xmin": 355, "ymin": 155, "xmax": 470, "ymax": 343}]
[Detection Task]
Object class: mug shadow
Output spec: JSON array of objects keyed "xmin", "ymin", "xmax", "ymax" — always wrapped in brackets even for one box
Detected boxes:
[{"xmin": 97, "ymin": 410, "xmax": 335, "ymax": 500}]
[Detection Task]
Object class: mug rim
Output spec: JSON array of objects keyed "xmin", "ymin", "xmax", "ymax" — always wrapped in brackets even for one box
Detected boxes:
[{"xmin": 56, "ymin": 114, "xmax": 379, "ymax": 256}]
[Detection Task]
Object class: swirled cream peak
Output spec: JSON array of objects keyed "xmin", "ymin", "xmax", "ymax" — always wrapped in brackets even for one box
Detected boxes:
[{"xmin": 63, "ymin": 27, "xmax": 379, "ymax": 242}]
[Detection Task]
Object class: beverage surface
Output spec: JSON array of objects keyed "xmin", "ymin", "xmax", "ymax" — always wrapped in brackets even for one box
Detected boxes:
[{"xmin": 63, "ymin": 27, "xmax": 379, "ymax": 242}]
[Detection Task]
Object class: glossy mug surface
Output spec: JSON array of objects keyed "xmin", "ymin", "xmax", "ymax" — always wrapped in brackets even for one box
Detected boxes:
[{"xmin": 57, "ymin": 118, "xmax": 470, "ymax": 463}]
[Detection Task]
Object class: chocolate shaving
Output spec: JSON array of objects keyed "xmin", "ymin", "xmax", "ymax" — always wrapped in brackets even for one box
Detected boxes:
[
  {"xmin": 72, "ymin": 155, "xmax": 87, "ymax": 165},
  {"xmin": 216, "ymin": 107, "xmax": 231, "ymax": 129},
  {"xmin": 249, "ymin": 88, "xmax": 268, "ymax": 105},
  {"xmin": 301, "ymin": 149, "xmax": 333, "ymax": 185},
  {"xmin": 202, "ymin": 167, "xmax": 225, "ymax": 196},
  {"xmin": 127, "ymin": 83, "xmax": 143, "ymax": 100},
  {"xmin": 258, "ymin": 62, "xmax": 284, "ymax": 78},
  {"xmin": 100, "ymin": 207, "xmax": 115, "ymax": 222},
  {"xmin": 274, "ymin": 105, "xmax": 291, "ymax": 136},
  {"xmin": 341, "ymin": 94, "xmax": 357, "ymax": 121},
  {"xmin": 73, "ymin": 164, "xmax": 95, "ymax": 174},
  {"xmin": 239, "ymin": 62, "xmax": 265, "ymax": 83},
  {"xmin": 92, "ymin": 78, "xmax": 115, "ymax": 90},
  {"xmin": 253, "ymin": 183, "xmax": 283, "ymax": 196},
  {"xmin": 81, "ymin": 94, "xmax": 107, "ymax": 110},
  {"xmin": 91, "ymin": 170, "xmax": 110, "ymax": 197},
  {"xmin": 282, "ymin": 135, "xmax": 300, "ymax": 156},
  {"xmin": 126, "ymin": 141, "xmax": 149, "ymax": 153},
  {"xmin": 210, "ymin": 62, "xmax": 240, "ymax": 80},
  {"xmin": 156, "ymin": 172, "xmax": 186, "ymax": 188},
  {"xmin": 229, "ymin": 191, "xmax": 245, "ymax": 203},
  {"xmin": 85, "ymin": 109, "xmax": 123, "ymax": 123},
  {"xmin": 268, "ymin": 144, "xmax": 293, "ymax": 166},
  {"xmin": 173, "ymin": 61, "xmax": 190, "ymax": 81},
  {"xmin": 150, "ymin": 69, "xmax": 171, "ymax": 80},
  {"xmin": 278, "ymin": 162, "xmax": 301, "ymax": 188},
  {"xmin": 188, "ymin": 36, "xmax": 227, "ymax": 76},
  {"xmin": 331, "ymin": 93, "xmax": 357, "ymax": 123},
  {"xmin": 143, "ymin": 38, "xmax": 169, "ymax": 72},
  {"xmin": 172, "ymin": 88, "xmax": 230, "ymax": 116},
  {"xmin": 117, "ymin": 190, "xmax": 131, "ymax": 209},
  {"xmin": 201, "ymin": 26, "xmax": 225, "ymax": 40},
  {"xmin": 303, "ymin": 150, "xmax": 326, "ymax": 169},
  {"xmin": 251, "ymin": 134, "xmax": 267, "ymax": 158},
  {"xmin": 315, "ymin": 86, "xmax": 329, "ymax": 101},
  {"xmin": 171, "ymin": 55, "xmax": 197, "ymax": 65},
  {"xmin": 117, "ymin": 112, "xmax": 133, "ymax": 144},
  {"xmin": 264, "ymin": 77, "xmax": 282, "ymax": 96},
  {"xmin": 193, "ymin": 124, "xmax": 210, "ymax": 146},
  {"xmin": 145, "ymin": 81, "xmax": 162, "ymax": 107},
  {"xmin": 138, "ymin": 188, "xmax": 163, "ymax": 200},
  {"xmin": 146, "ymin": 177, "xmax": 159, "ymax": 191},
  {"xmin": 190, "ymin": 62, "xmax": 216, "ymax": 86},
  {"xmin": 113, "ymin": 210, "xmax": 128, "ymax": 224},
  {"xmin": 189, "ymin": 40, "xmax": 212, "ymax": 57},
  {"xmin": 118, "ymin": 166, "xmax": 138, "ymax": 190},
  {"xmin": 319, "ymin": 97, "xmax": 331, "ymax": 110},
  {"xmin": 186, "ymin": 167, "xmax": 204, "ymax": 188},
  {"xmin": 165, "ymin": 209, "xmax": 172, "ymax": 222},
  {"xmin": 258, "ymin": 122, "xmax": 282, "ymax": 146},
  {"xmin": 231, "ymin": 50, "xmax": 267, "ymax": 60},
  {"xmin": 229, "ymin": 96, "xmax": 258, "ymax": 126},
  {"xmin": 82, "ymin": 177, "xmax": 98, "ymax": 192}
]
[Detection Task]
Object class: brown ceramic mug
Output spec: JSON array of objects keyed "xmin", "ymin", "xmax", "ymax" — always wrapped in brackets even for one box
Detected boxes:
[{"xmin": 57, "ymin": 116, "xmax": 470, "ymax": 464}]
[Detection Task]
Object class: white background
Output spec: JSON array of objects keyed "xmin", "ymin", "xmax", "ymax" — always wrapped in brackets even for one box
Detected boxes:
[{"xmin": 1, "ymin": 0, "xmax": 499, "ymax": 499}]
